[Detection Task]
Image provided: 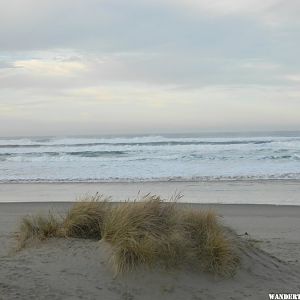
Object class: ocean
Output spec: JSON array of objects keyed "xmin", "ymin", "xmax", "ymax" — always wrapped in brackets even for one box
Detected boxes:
[{"xmin": 0, "ymin": 132, "xmax": 300, "ymax": 183}]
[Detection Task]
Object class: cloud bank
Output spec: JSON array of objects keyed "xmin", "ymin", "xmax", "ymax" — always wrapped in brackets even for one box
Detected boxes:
[{"xmin": 0, "ymin": 0, "xmax": 300, "ymax": 136}]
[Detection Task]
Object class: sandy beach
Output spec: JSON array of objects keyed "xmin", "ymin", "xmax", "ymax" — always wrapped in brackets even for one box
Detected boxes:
[
  {"xmin": 0, "ymin": 181, "xmax": 300, "ymax": 299},
  {"xmin": 1, "ymin": 180, "xmax": 300, "ymax": 205}
]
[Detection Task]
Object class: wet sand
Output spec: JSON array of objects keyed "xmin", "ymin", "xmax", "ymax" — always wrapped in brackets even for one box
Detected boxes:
[{"xmin": 1, "ymin": 180, "xmax": 300, "ymax": 205}]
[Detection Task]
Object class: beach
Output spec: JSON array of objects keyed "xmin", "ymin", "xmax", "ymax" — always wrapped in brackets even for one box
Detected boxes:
[
  {"xmin": 1, "ymin": 180, "xmax": 300, "ymax": 205},
  {"xmin": 0, "ymin": 181, "xmax": 300, "ymax": 299}
]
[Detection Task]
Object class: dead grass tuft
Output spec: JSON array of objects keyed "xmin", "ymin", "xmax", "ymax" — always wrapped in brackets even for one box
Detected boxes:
[
  {"xmin": 181, "ymin": 210, "xmax": 240, "ymax": 276},
  {"xmin": 102, "ymin": 195, "xmax": 187, "ymax": 273},
  {"xmin": 17, "ymin": 212, "xmax": 61, "ymax": 249},
  {"xmin": 61, "ymin": 193, "xmax": 109, "ymax": 239}
]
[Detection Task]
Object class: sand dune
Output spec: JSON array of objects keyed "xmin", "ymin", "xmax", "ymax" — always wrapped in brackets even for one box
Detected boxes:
[
  {"xmin": 0, "ymin": 237, "xmax": 299, "ymax": 300},
  {"xmin": 0, "ymin": 201, "xmax": 300, "ymax": 299}
]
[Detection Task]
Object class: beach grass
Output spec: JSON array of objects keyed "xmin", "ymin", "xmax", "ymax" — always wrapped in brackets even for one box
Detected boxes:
[
  {"xmin": 61, "ymin": 193, "xmax": 109, "ymax": 239},
  {"xmin": 17, "ymin": 194, "xmax": 239, "ymax": 276},
  {"xmin": 181, "ymin": 210, "xmax": 240, "ymax": 275},
  {"xmin": 102, "ymin": 195, "xmax": 187, "ymax": 274},
  {"xmin": 17, "ymin": 212, "xmax": 61, "ymax": 249}
]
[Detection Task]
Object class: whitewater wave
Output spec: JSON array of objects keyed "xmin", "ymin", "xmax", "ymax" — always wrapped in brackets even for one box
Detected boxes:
[
  {"xmin": 0, "ymin": 140, "xmax": 279, "ymax": 148},
  {"xmin": 1, "ymin": 134, "xmax": 300, "ymax": 182}
]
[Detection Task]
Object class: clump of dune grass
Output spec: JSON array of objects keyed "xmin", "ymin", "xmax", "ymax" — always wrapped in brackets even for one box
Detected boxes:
[
  {"xmin": 181, "ymin": 209, "xmax": 240, "ymax": 276},
  {"xmin": 17, "ymin": 193, "xmax": 109, "ymax": 248},
  {"xmin": 61, "ymin": 193, "xmax": 109, "ymax": 239},
  {"xmin": 17, "ymin": 212, "xmax": 61, "ymax": 249},
  {"xmin": 101, "ymin": 194, "xmax": 239, "ymax": 276},
  {"xmin": 102, "ymin": 195, "xmax": 188, "ymax": 274},
  {"xmin": 16, "ymin": 193, "xmax": 240, "ymax": 277}
]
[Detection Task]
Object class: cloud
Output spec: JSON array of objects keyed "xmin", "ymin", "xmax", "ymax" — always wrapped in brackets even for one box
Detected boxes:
[
  {"xmin": 0, "ymin": 0, "xmax": 299, "ymax": 135},
  {"xmin": 1, "ymin": 82, "xmax": 300, "ymax": 136},
  {"xmin": 238, "ymin": 60, "xmax": 280, "ymax": 70},
  {"xmin": 1, "ymin": 0, "xmax": 299, "ymax": 53},
  {"xmin": 168, "ymin": 0, "xmax": 300, "ymax": 26},
  {"xmin": 0, "ymin": 50, "xmax": 295, "ymax": 92},
  {"xmin": 14, "ymin": 59, "xmax": 87, "ymax": 76},
  {"xmin": 285, "ymin": 74, "xmax": 300, "ymax": 83}
]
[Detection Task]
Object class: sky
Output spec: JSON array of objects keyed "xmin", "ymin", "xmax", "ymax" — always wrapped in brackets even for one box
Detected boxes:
[{"xmin": 0, "ymin": 0, "xmax": 300, "ymax": 136}]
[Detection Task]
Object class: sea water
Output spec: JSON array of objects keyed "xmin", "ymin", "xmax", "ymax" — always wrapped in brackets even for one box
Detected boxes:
[{"xmin": 0, "ymin": 132, "xmax": 300, "ymax": 183}]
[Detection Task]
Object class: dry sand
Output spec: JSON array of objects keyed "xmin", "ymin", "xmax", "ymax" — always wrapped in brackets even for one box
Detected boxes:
[{"xmin": 0, "ymin": 182, "xmax": 300, "ymax": 299}]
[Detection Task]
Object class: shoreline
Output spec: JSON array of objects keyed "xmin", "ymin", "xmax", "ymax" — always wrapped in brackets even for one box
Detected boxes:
[
  {"xmin": 0, "ymin": 179, "xmax": 300, "ymax": 205},
  {"xmin": 1, "ymin": 178, "xmax": 300, "ymax": 184}
]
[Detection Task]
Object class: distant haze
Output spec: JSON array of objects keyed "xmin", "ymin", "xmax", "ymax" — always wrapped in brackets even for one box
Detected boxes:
[{"xmin": 1, "ymin": 0, "xmax": 300, "ymax": 136}]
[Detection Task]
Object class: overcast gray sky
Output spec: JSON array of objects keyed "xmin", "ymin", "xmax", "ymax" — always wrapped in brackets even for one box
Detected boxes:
[{"xmin": 1, "ymin": 0, "xmax": 300, "ymax": 136}]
